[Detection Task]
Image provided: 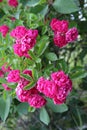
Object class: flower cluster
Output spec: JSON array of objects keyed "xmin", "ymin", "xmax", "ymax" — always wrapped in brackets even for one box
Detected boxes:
[
  {"xmin": 37, "ymin": 71, "xmax": 72, "ymax": 104},
  {"xmin": 0, "ymin": 25, "xmax": 9, "ymax": 37},
  {"xmin": 15, "ymin": 69, "xmax": 46, "ymax": 108},
  {"xmin": 10, "ymin": 26, "xmax": 38, "ymax": 58},
  {"xmin": 50, "ymin": 18, "xmax": 78, "ymax": 48}
]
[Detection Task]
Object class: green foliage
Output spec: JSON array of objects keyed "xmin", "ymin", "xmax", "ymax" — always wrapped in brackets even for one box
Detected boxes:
[
  {"xmin": 47, "ymin": 98, "xmax": 68, "ymax": 113},
  {"xmin": 0, "ymin": 0, "xmax": 87, "ymax": 130},
  {"xmin": 40, "ymin": 107, "xmax": 50, "ymax": 125},
  {"xmin": 0, "ymin": 96, "xmax": 11, "ymax": 121},
  {"xmin": 17, "ymin": 102, "xmax": 29, "ymax": 115},
  {"xmin": 53, "ymin": 0, "xmax": 80, "ymax": 14}
]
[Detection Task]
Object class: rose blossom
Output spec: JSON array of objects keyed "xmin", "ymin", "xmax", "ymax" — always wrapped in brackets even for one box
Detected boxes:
[
  {"xmin": 37, "ymin": 77, "xmax": 57, "ymax": 98},
  {"xmin": 8, "ymin": 0, "xmax": 18, "ymax": 7},
  {"xmin": 16, "ymin": 84, "xmax": 38, "ymax": 102},
  {"xmin": 37, "ymin": 77, "xmax": 45, "ymax": 93},
  {"xmin": 7, "ymin": 70, "xmax": 20, "ymax": 83},
  {"xmin": 13, "ymin": 43, "xmax": 30, "ymax": 57},
  {"xmin": 51, "ymin": 70, "xmax": 72, "ymax": 90},
  {"xmin": 10, "ymin": 26, "xmax": 27, "ymax": 39},
  {"xmin": 28, "ymin": 94, "xmax": 46, "ymax": 108},
  {"xmin": 0, "ymin": 25, "xmax": 9, "ymax": 37},
  {"xmin": 21, "ymin": 29, "xmax": 38, "ymax": 50},
  {"xmin": 50, "ymin": 18, "xmax": 69, "ymax": 33},
  {"xmin": 54, "ymin": 32, "xmax": 67, "ymax": 48},
  {"xmin": 66, "ymin": 27, "xmax": 78, "ymax": 43},
  {"xmin": 0, "ymin": 0, "xmax": 3, "ymax": 2},
  {"xmin": 51, "ymin": 70, "xmax": 72, "ymax": 104}
]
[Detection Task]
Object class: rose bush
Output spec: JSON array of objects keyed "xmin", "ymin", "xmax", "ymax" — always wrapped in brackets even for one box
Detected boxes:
[{"xmin": 0, "ymin": 0, "xmax": 87, "ymax": 129}]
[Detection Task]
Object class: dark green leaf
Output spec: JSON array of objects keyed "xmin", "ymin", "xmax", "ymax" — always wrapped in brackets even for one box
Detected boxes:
[
  {"xmin": 53, "ymin": 0, "xmax": 79, "ymax": 14},
  {"xmin": 17, "ymin": 103, "xmax": 29, "ymax": 115}
]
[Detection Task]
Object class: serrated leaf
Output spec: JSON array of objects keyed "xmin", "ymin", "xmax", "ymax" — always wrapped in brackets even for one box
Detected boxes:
[
  {"xmin": 40, "ymin": 107, "xmax": 50, "ymax": 125},
  {"xmin": 47, "ymin": 98, "xmax": 68, "ymax": 113},
  {"xmin": 45, "ymin": 52, "xmax": 57, "ymax": 61},
  {"xmin": 53, "ymin": 0, "xmax": 80, "ymax": 14}
]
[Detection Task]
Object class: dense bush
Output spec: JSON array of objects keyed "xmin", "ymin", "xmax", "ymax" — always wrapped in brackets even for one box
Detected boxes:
[{"xmin": 0, "ymin": 0, "xmax": 87, "ymax": 130}]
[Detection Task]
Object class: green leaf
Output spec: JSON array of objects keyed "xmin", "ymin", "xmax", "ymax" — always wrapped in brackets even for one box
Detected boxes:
[
  {"xmin": 0, "ymin": 78, "xmax": 7, "ymax": 84},
  {"xmin": 45, "ymin": 52, "xmax": 57, "ymax": 61},
  {"xmin": 24, "ymin": 81, "xmax": 36, "ymax": 90},
  {"xmin": 25, "ymin": 0, "xmax": 40, "ymax": 7},
  {"xmin": 21, "ymin": 73, "xmax": 32, "ymax": 81},
  {"xmin": 56, "ymin": 59, "xmax": 68, "ymax": 72},
  {"xmin": 32, "ymin": 68, "xmax": 38, "ymax": 81},
  {"xmin": 53, "ymin": 0, "xmax": 79, "ymax": 14},
  {"xmin": 40, "ymin": 107, "xmax": 50, "ymax": 125},
  {"xmin": 0, "ymin": 96, "xmax": 11, "ymax": 121},
  {"xmin": 28, "ymin": 50, "xmax": 41, "ymax": 64},
  {"xmin": 37, "ymin": 36, "xmax": 49, "ymax": 56},
  {"xmin": 47, "ymin": 98, "xmax": 68, "ymax": 113},
  {"xmin": 70, "ymin": 71, "xmax": 87, "ymax": 80},
  {"xmin": 17, "ymin": 103, "xmax": 29, "ymax": 115},
  {"xmin": 28, "ymin": 106, "xmax": 36, "ymax": 112}
]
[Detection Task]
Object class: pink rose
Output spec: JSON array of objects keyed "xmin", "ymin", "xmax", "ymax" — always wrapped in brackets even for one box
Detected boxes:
[
  {"xmin": 0, "ymin": 25, "xmax": 9, "ymax": 37},
  {"xmin": 28, "ymin": 94, "xmax": 46, "ymax": 108},
  {"xmin": 10, "ymin": 26, "xmax": 27, "ymax": 39},
  {"xmin": 54, "ymin": 32, "xmax": 67, "ymax": 48},
  {"xmin": 50, "ymin": 18, "xmax": 69, "ymax": 33},
  {"xmin": 66, "ymin": 27, "xmax": 78, "ymax": 43},
  {"xmin": 13, "ymin": 43, "xmax": 30, "ymax": 57},
  {"xmin": 7, "ymin": 70, "xmax": 20, "ymax": 83},
  {"xmin": 51, "ymin": 70, "xmax": 72, "ymax": 104},
  {"xmin": 37, "ymin": 77, "xmax": 57, "ymax": 98},
  {"xmin": 21, "ymin": 29, "xmax": 38, "ymax": 50},
  {"xmin": 8, "ymin": 0, "xmax": 18, "ymax": 7}
]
